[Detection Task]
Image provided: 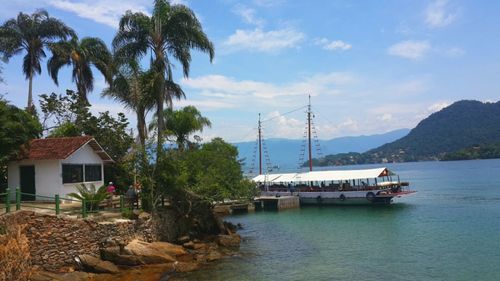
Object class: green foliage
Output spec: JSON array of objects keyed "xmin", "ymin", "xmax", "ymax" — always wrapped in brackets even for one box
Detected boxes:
[
  {"xmin": 0, "ymin": 98, "xmax": 42, "ymax": 188},
  {"xmin": 0, "ymin": 10, "xmax": 75, "ymax": 108},
  {"xmin": 113, "ymin": 0, "xmax": 214, "ymax": 160},
  {"xmin": 48, "ymin": 37, "xmax": 113, "ymax": 103},
  {"xmin": 0, "ymin": 98, "xmax": 42, "ymax": 162},
  {"xmin": 150, "ymin": 106, "xmax": 211, "ymax": 150},
  {"xmin": 67, "ymin": 183, "xmax": 108, "ymax": 212},
  {"xmin": 180, "ymin": 138, "xmax": 258, "ymax": 203},
  {"xmin": 41, "ymin": 90, "xmax": 134, "ymax": 188},
  {"xmin": 442, "ymin": 143, "xmax": 500, "ymax": 161},
  {"xmin": 102, "ymin": 61, "xmax": 155, "ymax": 146},
  {"xmin": 49, "ymin": 121, "xmax": 80, "ymax": 137}
]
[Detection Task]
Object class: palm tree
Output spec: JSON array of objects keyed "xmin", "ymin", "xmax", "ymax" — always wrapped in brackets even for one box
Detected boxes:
[
  {"xmin": 113, "ymin": 0, "xmax": 214, "ymax": 159},
  {"xmin": 150, "ymin": 106, "xmax": 211, "ymax": 151},
  {"xmin": 47, "ymin": 37, "xmax": 113, "ymax": 104},
  {"xmin": 0, "ymin": 10, "xmax": 75, "ymax": 109},
  {"xmin": 102, "ymin": 60, "xmax": 155, "ymax": 146}
]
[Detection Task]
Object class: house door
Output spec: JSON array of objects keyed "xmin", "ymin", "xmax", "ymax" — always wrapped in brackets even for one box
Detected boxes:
[{"xmin": 20, "ymin": 166, "xmax": 35, "ymax": 201}]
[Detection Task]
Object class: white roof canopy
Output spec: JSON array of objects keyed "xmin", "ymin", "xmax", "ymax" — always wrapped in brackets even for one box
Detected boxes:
[{"xmin": 252, "ymin": 167, "xmax": 394, "ymax": 183}]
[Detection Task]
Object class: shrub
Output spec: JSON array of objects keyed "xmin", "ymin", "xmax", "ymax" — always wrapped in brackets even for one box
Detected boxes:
[
  {"xmin": 0, "ymin": 225, "xmax": 31, "ymax": 281},
  {"xmin": 67, "ymin": 183, "xmax": 108, "ymax": 212}
]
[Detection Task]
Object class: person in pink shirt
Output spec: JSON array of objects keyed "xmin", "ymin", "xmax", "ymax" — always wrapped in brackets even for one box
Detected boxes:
[{"xmin": 106, "ymin": 182, "xmax": 116, "ymax": 207}]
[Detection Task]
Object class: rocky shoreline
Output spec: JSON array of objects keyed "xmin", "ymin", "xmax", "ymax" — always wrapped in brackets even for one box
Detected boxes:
[
  {"xmin": 0, "ymin": 208, "xmax": 243, "ymax": 281},
  {"xmin": 30, "ymin": 233, "xmax": 242, "ymax": 281}
]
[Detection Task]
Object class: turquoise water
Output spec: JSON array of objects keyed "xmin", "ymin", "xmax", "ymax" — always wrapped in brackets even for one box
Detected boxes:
[{"xmin": 176, "ymin": 160, "xmax": 500, "ymax": 281}]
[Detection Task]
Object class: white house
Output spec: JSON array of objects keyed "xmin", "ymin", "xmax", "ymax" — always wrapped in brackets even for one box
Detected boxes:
[{"xmin": 7, "ymin": 136, "xmax": 113, "ymax": 201}]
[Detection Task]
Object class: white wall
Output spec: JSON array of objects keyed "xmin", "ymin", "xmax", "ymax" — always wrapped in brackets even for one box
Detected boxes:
[
  {"xmin": 61, "ymin": 144, "xmax": 105, "ymax": 197},
  {"xmin": 8, "ymin": 159, "xmax": 61, "ymax": 200},
  {"xmin": 7, "ymin": 143, "xmax": 106, "ymax": 201}
]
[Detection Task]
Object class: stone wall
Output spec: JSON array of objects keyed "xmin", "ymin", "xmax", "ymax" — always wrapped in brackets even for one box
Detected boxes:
[{"xmin": 0, "ymin": 211, "xmax": 153, "ymax": 271}]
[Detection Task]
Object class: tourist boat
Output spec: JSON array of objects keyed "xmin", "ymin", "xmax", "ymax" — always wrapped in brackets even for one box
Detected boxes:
[
  {"xmin": 250, "ymin": 96, "xmax": 415, "ymax": 205},
  {"xmin": 252, "ymin": 167, "xmax": 415, "ymax": 205}
]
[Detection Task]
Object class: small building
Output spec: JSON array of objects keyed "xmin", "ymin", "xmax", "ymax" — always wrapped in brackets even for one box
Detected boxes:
[{"xmin": 8, "ymin": 136, "xmax": 113, "ymax": 200}]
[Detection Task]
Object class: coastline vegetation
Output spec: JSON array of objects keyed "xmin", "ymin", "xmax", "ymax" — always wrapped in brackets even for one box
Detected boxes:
[{"xmin": 0, "ymin": 0, "xmax": 254, "ymax": 227}]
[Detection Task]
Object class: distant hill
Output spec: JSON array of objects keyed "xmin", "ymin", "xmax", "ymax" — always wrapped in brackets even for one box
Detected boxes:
[
  {"xmin": 310, "ymin": 100, "xmax": 500, "ymax": 166},
  {"xmin": 234, "ymin": 128, "xmax": 409, "ymax": 171}
]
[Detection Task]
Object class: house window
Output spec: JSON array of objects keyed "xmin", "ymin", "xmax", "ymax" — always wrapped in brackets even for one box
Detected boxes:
[
  {"xmin": 85, "ymin": 164, "xmax": 102, "ymax": 182},
  {"xmin": 62, "ymin": 164, "xmax": 83, "ymax": 184}
]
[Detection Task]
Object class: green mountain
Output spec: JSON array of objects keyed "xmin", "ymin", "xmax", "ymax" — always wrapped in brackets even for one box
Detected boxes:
[{"xmin": 310, "ymin": 100, "xmax": 500, "ymax": 165}]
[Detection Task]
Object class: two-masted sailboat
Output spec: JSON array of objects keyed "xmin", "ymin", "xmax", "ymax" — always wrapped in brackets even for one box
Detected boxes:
[{"xmin": 251, "ymin": 96, "xmax": 415, "ymax": 205}]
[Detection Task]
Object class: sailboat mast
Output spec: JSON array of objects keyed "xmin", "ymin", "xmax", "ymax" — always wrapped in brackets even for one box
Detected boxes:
[
  {"xmin": 258, "ymin": 113, "xmax": 262, "ymax": 175},
  {"xmin": 308, "ymin": 95, "xmax": 313, "ymax": 171}
]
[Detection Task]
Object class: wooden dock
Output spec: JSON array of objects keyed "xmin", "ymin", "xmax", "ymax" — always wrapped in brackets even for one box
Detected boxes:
[{"xmin": 254, "ymin": 196, "xmax": 300, "ymax": 211}]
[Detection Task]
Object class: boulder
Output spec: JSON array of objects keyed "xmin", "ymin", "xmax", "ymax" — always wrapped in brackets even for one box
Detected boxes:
[
  {"xmin": 206, "ymin": 250, "xmax": 223, "ymax": 262},
  {"xmin": 101, "ymin": 246, "xmax": 143, "ymax": 266},
  {"xmin": 175, "ymin": 261, "xmax": 200, "ymax": 273},
  {"xmin": 124, "ymin": 240, "xmax": 176, "ymax": 264},
  {"xmin": 78, "ymin": 254, "xmax": 119, "ymax": 274},
  {"xmin": 150, "ymin": 241, "xmax": 187, "ymax": 258},
  {"xmin": 216, "ymin": 234, "xmax": 241, "ymax": 248},
  {"xmin": 100, "ymin": 239, "xmax": 178, "ymax": 266}
]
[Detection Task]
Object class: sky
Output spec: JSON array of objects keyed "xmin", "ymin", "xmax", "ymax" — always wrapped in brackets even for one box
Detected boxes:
[{"xmin": 1, "ymin": 0, "xmax": 500, "ymax": 143}]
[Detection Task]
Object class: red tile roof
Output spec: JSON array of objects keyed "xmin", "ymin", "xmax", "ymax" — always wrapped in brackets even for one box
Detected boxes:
[{"xmin": 18, "ymin": 136, "xmax": 113, "ymax": 162}]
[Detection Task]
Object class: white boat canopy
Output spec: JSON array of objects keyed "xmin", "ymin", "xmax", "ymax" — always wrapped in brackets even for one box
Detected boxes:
[{"xmin": 252, "ymin": 167, "xmax": 394, "ymax": 183}]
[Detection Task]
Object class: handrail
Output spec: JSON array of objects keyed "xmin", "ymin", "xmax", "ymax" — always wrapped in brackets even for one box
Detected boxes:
[{"xmin": 2, "ymin": 187, "xmax": 130, "ymax": 218}]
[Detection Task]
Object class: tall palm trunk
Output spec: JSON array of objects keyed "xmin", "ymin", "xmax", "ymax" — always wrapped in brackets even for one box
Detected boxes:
[
  {"xmin": 156, "ymin": 83, "xmax": 165, "ymax": 162},
  {"xmin": 153, "ymin": 19, "xmax": 166, "ymax": 163},
  {"xmin": 137, "ymin": 109, "xmax": 147, "ymax": 147},
  {"xmin": 27, "ymin": 71, "xmax": 33, "ymax": 109}
]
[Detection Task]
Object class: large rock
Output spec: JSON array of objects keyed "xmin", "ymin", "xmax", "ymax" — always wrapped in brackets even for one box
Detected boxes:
[
  {"xmin": 124, "ymin": 240, "xmax": 176, "ymax": 264},
  {"xmin": 101, "ymin": 246, "xmax": 143, "ymax": 266},
  {"xmin": 175, "ymin": 261, "xmax": 200, "ymax": 273},
  {"xmin": 216, "ymin": 234, "xmax": 241, "ymax": 248},
  {"xmin": 78, "ymin": 254, "xmax": 119, "ymax": 274},
  {"xmin": 101, "ymin": 240, "xmax": 176, "ymax": 266},
  {"xmin": 150, "ymin": 241, "xmax": 187, "ymax": 258}
]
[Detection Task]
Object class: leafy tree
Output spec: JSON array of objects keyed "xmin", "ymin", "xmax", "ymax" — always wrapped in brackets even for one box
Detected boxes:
[
  {"xmin": 180, "ymin": 138, "xmax": 257, "ymax": 204},
  {"xmin": 0, "ymin": 10, "xmax": 75, "ymax": 109},
  {"xmin": 48, "ymin": 37, "xmax": 113, "ymax": 103},
  {"xmin": 150, "ymin": 106, "xmax": 211, "ymax": 151},
  {"xmin": 113, "ymin": 0, "xmax": 214, "ymax": 160},
  {"xmin": 40, "ymin": 90, "xmax": 134, "ymax": 189},
  {"xmin": 0, "ymin": 97, "xmax": 42, "ymax": 188},
  {"xmin": 102, "ymin": 61, "xmax": 155, "ymax": 146}
]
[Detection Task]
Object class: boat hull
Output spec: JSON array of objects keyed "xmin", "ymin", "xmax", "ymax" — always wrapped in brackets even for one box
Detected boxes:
[{"xmin": 261, "ymin": 190, "xmax": 414, "ymax": 205}]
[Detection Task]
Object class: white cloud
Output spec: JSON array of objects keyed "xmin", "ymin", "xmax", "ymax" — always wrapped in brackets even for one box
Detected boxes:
[
  {"xmin": 170, "ymin": 0, "xmax": 188, "ymax": 5},
  {"xmin": 182, "ymin": 72, "xmax": 354, "ymax": 101},
  {"xmin": 425, "ymin": 0, "xmax": 458, "ymax": 28},
  {"xmin": 427, "ymin": 101, "xmax": 449, "ymax": 112},
  {"xmin": 223, "ymin": 28, "xmax": 305, "ymax": 53},
  {"xmin": 378, "ymin": 113, "xmax": 393, "ymax": 121},
  {"xmin": 444, "ymin": 47, "xmax": 465, "ymax": 58},
  {"xmin": 176, "ymin": 99, "xmax": 236, "ymax": 111},
  {"xmin": 233, "ymin": 5, "xmax": 264, "ymax": 27},
  {"xmin": 48, "ymin": 0, "xmax": 150, "ymax": 28},
  {"xmin": 387, "ymin": 40, "xmax": 431, "ymax": 60},
  {"xmin": 90, "ymin": 102, "xmax": 132, "ymax": 118},
  {"xmin": 253, "ymin": 0, "xmax": 285, "ymax": 7},
  {"xmin": 315, "ymin": 38, "xmax": 352, "ymax": 51}
]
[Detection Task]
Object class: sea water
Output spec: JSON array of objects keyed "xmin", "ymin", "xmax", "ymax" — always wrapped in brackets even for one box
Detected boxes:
[{"xmin": 173, "ymin": 159, "xmax": 500, "ymax": 281}]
